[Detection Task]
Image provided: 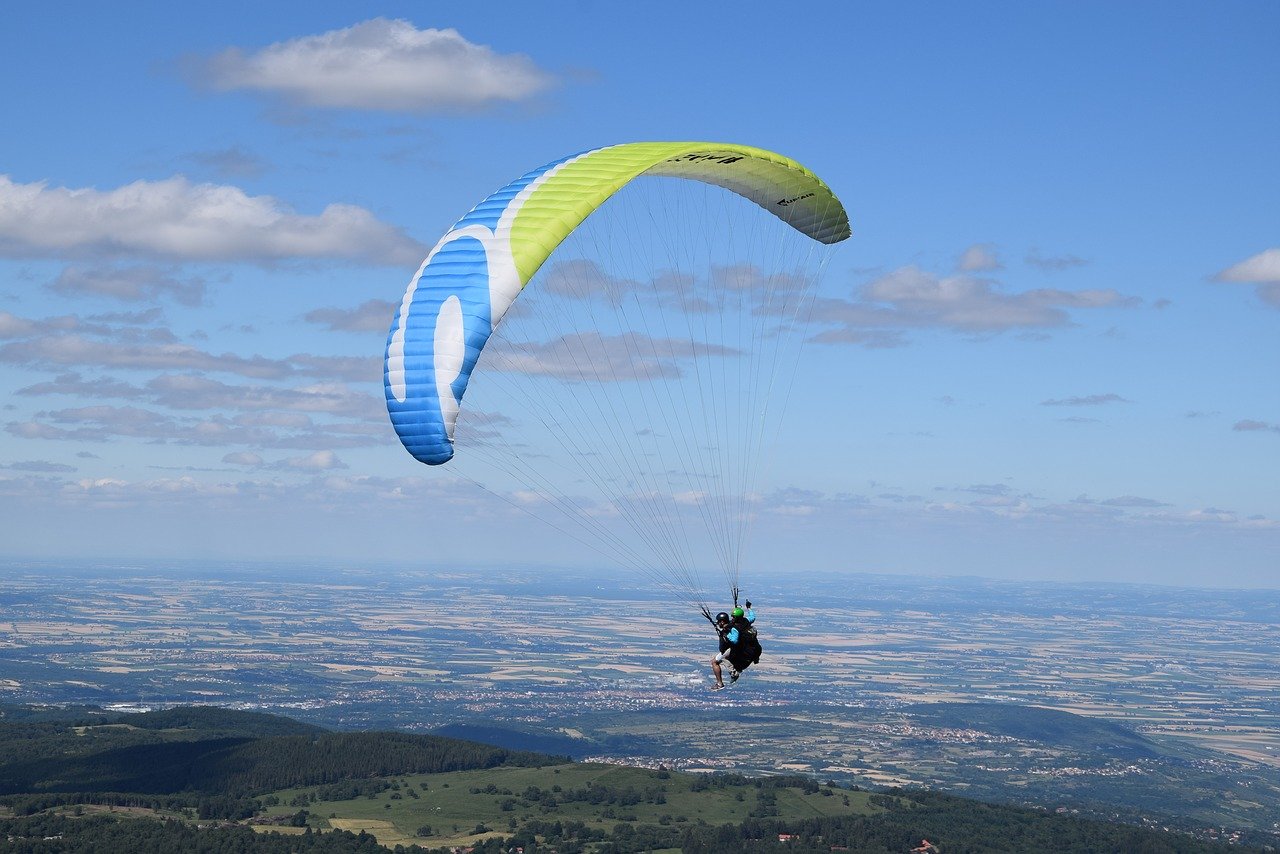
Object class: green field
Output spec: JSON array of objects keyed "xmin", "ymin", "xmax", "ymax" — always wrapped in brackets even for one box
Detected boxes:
[{"xmin": 260, "ymin": 762, "xmax": 880, "ymax": 848}]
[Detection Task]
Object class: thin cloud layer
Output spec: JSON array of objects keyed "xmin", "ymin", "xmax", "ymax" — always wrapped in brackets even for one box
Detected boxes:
[
  {"xmin": 1234, "ymin": 419, "xmax": 1280, "ymax": 435},
  {"xmin": 304, "ymin": 299, "xmax": 398, "ymax": 332},
  {"xmin": 1026, "ymin": 249, "xmax": 1088, "ymax": 271},
  {"xmin": 2, "ymin": 307, "xmax": 386, "ymax": 457},
  {"xmin": 0, "ymin": 175, "xmax": 424, "ymax": 266},
  {"xmin": 185, "ymin": 146, "xmax": 269, "ymax": 180},
  {"xmin": 485, "ymin": 331, "xmax": 737, "ymax": 382},
  {"xmin": 49, "ymin": 265, "xmax": 206, "ymax": 306},
  {"xmin": 0, "ymin": 310, "xmax": 381, "ymax": 382},
  {"xmin": 7, "ymin": 403, "xmax": 383, "ymax": 450},
  {"xmin": 197, "ymin": 18, "xmax": 557, "ymax": 112},
  {"xmin": 1041, "ymin": 394, "xmax": 1130, "ymax": 407}
]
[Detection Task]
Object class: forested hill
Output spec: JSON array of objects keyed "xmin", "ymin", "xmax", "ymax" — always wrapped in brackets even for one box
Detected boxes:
[
  {"xmin": 0, "ymin": 703, "xmax": 563, "ymax": 800},
  {"xmin": 0, "ymin": 703, "xmax": 325, "ymax": 767}
]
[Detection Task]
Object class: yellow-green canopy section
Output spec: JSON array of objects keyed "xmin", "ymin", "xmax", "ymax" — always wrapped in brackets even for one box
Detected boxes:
[{"xmin": 508, "ymin": 142, "xmax": 850, "ymax": 286}]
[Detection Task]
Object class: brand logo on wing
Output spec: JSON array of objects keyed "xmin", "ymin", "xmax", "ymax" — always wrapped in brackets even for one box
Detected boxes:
[{"xmin": 776, "ymin": 192, "xmax": 815, "ymax": 207}]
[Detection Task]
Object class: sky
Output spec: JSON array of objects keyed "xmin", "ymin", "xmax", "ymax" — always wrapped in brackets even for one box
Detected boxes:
[{"xmin": 0, "ymin": 1, "xmax": 1276, "ymax": 588}]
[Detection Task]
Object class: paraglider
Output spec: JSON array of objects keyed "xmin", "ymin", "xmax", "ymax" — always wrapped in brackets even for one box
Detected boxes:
[
  {"xmin": 385, "ymin": 141, "xmax": 849, "ymax": 630},
  {"xmin": 709, "ymin": 601, "xmax": 760, "ymax": 690}
]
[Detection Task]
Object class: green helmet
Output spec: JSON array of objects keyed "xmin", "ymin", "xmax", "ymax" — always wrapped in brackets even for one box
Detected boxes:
[{"xmin": 731, "ymin": 607, "xmax": 745, "ymax": 618}]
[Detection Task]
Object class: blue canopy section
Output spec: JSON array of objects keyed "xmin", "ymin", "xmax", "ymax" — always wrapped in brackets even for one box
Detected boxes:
[
  {"xmin": 383, "ymin": 151, "xmax": 583, "ymax": 466},
  {"xmin": 384, "ymin": 235, "xmax": 492, "ymax": 465}
]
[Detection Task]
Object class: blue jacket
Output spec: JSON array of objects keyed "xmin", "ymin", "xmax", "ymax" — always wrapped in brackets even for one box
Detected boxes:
[{"xmin": 722, "ymin": 607, "xmax": 756, "ymax": 645}]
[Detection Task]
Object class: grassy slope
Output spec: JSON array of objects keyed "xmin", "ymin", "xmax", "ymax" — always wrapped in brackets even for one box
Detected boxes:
[{"xmin": 260, "ymin": 762, "xmax": 879, "ymax": 848}]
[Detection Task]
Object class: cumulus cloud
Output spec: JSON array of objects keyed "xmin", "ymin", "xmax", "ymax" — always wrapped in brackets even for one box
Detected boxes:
[
  {"xmin": 0, "ymin": 174, "xmax": 424, "ymax": 265},
  {"xmin": 195, "ymin": 18, "xmax": 556, "ymax": 113},
  {"xmin": 1216, "ymin": 248, "xmax": 1280, "ymax": 283},
  {"xmin": 303, "ymin": 299, "xmax": 398, "ymax": 332},
  {"xmin": 1041, "ymin": 394, "xmax": 1129, "ymax": 407},
  {"xmin": 1214, "ymin": 248, "xmax": 1280, "ymax": 308},
  {"xmin": 809, "ymin": 265, "xmax": 1138, "ymax": 343},
  {"xmin": 48, "ymin": 265, "xmax": 206, "ymax": 305},
  {"xmin": 222, "ymin": 451, "xmax": 264, "ymax": 467},
  {"xmin": 956, "ymin": 243, "xmax": 1002, "ymax": 272}
]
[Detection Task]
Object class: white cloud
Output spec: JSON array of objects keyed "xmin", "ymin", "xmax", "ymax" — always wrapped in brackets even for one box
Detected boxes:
[
  {"xmin": 809, "ymin": 265, "xmax": 1138, "ymax": 342},
  {"xmin": 198, "ymin": 18, "xmax": 556, "ymax": 112},
  {"xmin": 0, "ymin": 174, "xmax": 424, "ymax": 265},
  {"xmin": 1214, "ymin": 248, "xmax": 1280, "ymax": 308},
  {"xmin": 1216, "ymin": 248, "xmax": 1280, "ymax": 283},
  {"xmin": 956, "ymin": 243, "xmax": 1002, "ymax": 272}
]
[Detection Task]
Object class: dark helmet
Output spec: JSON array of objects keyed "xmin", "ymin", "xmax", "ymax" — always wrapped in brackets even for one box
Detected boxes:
[
  {"xmin": 715, "ymin": 611, "xmax": 730, "ymax": 623},
  {"xmin": 731, "ymin": 607, "xmax": 744, "ymax": 618}
]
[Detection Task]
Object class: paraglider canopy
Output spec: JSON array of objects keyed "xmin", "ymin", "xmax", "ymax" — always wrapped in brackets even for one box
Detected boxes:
[{"xmin": 385, "ymin": 142, "xmax": 849, "ymax": 466}]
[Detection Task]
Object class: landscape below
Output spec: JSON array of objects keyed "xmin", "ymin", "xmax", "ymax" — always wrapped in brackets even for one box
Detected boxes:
[
  {"xmin": 0, "ymin": 704, "xmax": 1271, "ymax": 853},
  {"xmin": 3, "ymin": 563, "xmax": 1279, "ymax": 850}
]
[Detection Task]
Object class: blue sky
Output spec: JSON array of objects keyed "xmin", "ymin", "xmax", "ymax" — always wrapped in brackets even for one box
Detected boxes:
[{"xmin": 1, "ymin": 2, "xmax": 1276, "ymax": 587}]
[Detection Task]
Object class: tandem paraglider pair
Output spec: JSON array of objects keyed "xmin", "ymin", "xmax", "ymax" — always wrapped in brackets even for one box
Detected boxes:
[
  {"xmin": 707, "ymin": 601, "xmax": 761, "ymax": 690},
  {"xmin": 382, "ymin": 141, "xmax": 849, "ymax": 678}
]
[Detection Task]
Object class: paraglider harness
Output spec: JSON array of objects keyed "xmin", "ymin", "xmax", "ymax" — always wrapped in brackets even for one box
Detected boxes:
[{"xmin": 701, "ymin": 588, "xmax": 762, "ymax": 672}]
